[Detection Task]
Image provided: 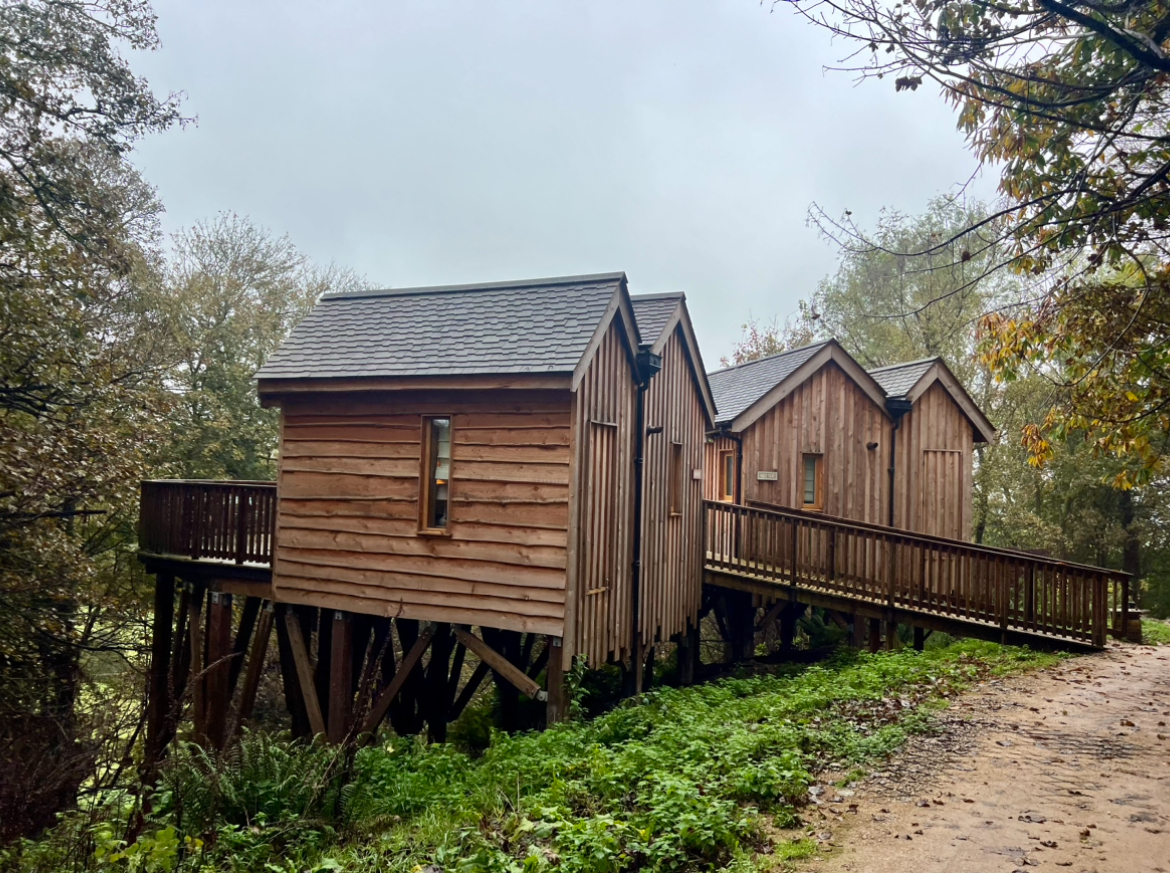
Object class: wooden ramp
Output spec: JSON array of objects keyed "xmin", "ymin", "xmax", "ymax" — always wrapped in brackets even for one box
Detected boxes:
[{"xmin": 703, "ymin": 500, "xmax": 1131, "ymax": 650}]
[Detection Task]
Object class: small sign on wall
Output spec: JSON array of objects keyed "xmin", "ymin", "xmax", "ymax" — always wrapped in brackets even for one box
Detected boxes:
[
  {"xmin": 692, "ymin": 468, "xmax": 702, "ymax": 480},
  {"xmin": 757, "ymin": 470, "xmax": 779, "ymax": 481}
]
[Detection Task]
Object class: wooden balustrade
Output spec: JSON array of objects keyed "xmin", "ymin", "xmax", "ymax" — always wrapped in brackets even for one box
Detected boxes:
[
  {"xmin": 704, "ymin": 500, "xmax": 1128, "ymax": 647},
  {"xmin": 140, "ymin": 480, "xmax": 277, "ymax": 565}
]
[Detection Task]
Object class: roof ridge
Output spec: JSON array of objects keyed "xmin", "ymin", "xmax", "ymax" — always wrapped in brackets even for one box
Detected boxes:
[
  {"xmin": 707, "ymin": 339, "xmax": 828, "ymax": 377},
  {"xmin": 867, "ymin": 356, "xmax": 940, "ymax": 372},
  {"xmin": 631, "ymin": 291, "xmax": 685, "ymax": 302},
  {"xmin": 322, "ymin": 271, "xmax": 628, "ymax": 301}
]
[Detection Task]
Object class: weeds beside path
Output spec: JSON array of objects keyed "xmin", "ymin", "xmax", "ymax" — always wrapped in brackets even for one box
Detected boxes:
[
  {"xmin": 6, "ymin": 641, "xmax": 1063, "ymax": 873},
  {"xmin": 793, "ymin": 643, "xmax": 1170, "ymax": 873}
]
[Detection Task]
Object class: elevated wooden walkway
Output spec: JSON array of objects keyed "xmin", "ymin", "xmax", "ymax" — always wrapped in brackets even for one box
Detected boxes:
[
  {"xmin": 703, "ymin": 500, "xmax": 1131, "ymax": 650},
  {"xmin": 139, "ymin": 481, "xmax": 1131, "ymax": 654}
]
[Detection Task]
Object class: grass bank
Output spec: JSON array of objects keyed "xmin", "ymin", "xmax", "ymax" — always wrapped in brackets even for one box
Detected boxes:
[{"xmin": 7, "ymin": 641, "xmax": 1062, "ymax": 873}]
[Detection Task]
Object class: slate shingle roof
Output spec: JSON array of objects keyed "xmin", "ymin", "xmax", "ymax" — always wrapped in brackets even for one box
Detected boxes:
[
  {"xmin": 630, "ymin": 293, "xmax": 683, "ymax": 345},
  {"xmin": 707, "ymin": 342, "xmax": 829, "ymax": 427},
  {"xmin": 256, "ymin": 272, "xmax": 626, "ymax": 380},
  {"xmin": 867, "ymin": 358, "xmax": 938, "ymax": 399}
]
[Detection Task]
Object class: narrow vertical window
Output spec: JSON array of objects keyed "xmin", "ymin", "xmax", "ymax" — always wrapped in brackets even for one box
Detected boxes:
[
  {"xmin": 718, "ymin": 450, "xmax": 735, "ymax": 502},
  {"xmin": 669, "ymin": 442, "xmax": 684, "ymax": 515},
  {"xmin": 421, "ymin": 416, "xmax": 451, "ymax": 530},
  {"xmin": 802, "ymin": 453, "xmax": 822, "ymax": 510}
]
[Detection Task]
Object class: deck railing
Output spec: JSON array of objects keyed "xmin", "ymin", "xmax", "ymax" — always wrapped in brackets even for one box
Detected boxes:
[
  {"xmin": 704, "ymin": 500, "xmax": 1130, "ymax": 647},
  {"xmin": 140, "ymin": 480, "xmax": 277, "ymax": 565}
]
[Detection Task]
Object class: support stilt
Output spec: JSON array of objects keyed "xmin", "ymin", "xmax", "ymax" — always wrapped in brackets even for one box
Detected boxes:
[
  {"xmin": 144, "ymin": 572, "xmax": 175, "ymax": 777},
  {"xmin": 328, "ymin": 611, "xmax": 353, "ymax": 744},
  {"xmin": 275, "ymin": 605, "xmax": 311, "ymax": 738},
  {"xmin": 868, "ymin": 617, "xmax": 881, "ymax": 653},
  {"xmin": 227, "ymin": 595, "xmax": 261, "ymax": 695},
  {"xmin": 233, "ymin": 601, "xmax": 273, "ymax": 736},
  {"xmin": 205, "ymin": 592, "xmax": 234, "ymax": 748},
  {"xmin": 884, "ymin": 620, "xmax": 898, "ymax": 651},
  {"xmin": 545, "ymin": 636, "xmax": 566, "ymax": 725},
  {"xmin": 284, "ymin": 610, "xmax": 326, "ymax": 737},
  {"xmin": 913, "ymin": 626, "xmax": 925, "ymax": 651}
]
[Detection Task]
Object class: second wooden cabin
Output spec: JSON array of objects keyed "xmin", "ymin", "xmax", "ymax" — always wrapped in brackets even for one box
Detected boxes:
[
  {"xmin": 704, "ymin": 341, "xmax": 994, "ymax": 541},
  {"xmin": 255, "ymin": 272, "xmax": 714, "ymax": 701}
]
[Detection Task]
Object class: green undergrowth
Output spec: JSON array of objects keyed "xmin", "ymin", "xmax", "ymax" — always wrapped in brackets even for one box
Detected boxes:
[
  {"xmin": 9, "ymin": 641, "xmax": 1062, "ymax": 873},
  {"xmin": 1142, "ymin": 618, "xmax": 1170, "ymax": 645}
]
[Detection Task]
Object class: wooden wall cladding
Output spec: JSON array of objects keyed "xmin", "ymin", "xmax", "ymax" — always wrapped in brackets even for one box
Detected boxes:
[
  {"xmin": 703, "ymin": 434, "xmax": 738, "ymax": 502},
  {"xmin": 893, "ymin": 381, "xmax": 974, "ymax": 541},
  {"xmin": 640, "ymin": 325, "xmax": 705, "ymax": 646},
  {"xmin": 272, "ymin": 389, "xmax": 571, "ymax": 636},
  {"xmin": 738, "ymin": 361, "xmax": 891, "ymax": 525},
  {"xmin": 565, "ymin": 318, "xmax": 638, "ymax": 666}
]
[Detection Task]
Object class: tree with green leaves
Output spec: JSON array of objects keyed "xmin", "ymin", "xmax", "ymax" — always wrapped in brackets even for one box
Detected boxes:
[
  {"xmin": 784, "ymin": 0, "xmax": 1170, "ymax": 480},
  {"xmin": 162, "ymin": 213, "xmax": 365, "ymax": 481},
  {"xmin": 0, "ymin": 0, "xmax": 183, "ymax": 838}
]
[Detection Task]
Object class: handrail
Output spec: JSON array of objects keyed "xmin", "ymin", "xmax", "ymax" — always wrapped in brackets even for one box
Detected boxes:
[
  {"xmin": 745, "ymin": 499, "xmax": 1131, "ymax": 579},
  {"xmin": 140, "ymin": 480, "xmax": 277, "ymax": 565},
  {"xmin": 704, "ymin": 500, "xmax": 1128, "ymax": 648}
]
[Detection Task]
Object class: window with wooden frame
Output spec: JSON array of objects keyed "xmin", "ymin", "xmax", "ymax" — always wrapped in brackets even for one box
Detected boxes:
[
  {"xmin": 420, "ymin": 416, "xmax": 451, "ymax": 531},
  {"xmin": 718, "ymin": 449, "xmax": 736, "ymax": 502},
  {"xmin": 669, "ymin": 442, "xmax": 684, "ymax": 515},
  {"xmin": 801, "ymin": 453, "xmax": 823, "ymax": 511}
]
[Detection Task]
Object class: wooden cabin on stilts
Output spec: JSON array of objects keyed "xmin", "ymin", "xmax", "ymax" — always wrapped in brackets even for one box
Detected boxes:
[
  {"xmin": 136, "ymin": 274, "xmax": 1130, "ymax": 769},
  {"xmin": 138, "ymin": 272, "xmax": 714, "ymax": 758}
]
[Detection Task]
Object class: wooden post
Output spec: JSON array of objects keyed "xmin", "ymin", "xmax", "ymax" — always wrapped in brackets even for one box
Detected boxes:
[
  {"xmin": 868, "ymin": 618, "xmax": 881, "ymax": 653},
  {"xmin": 779, "ymin": 603, "xmax": 804, "ymax": 652},
  {"xmin": 328, "ymin": 611, "xmax": 353, "ymax": 744},
  {"xmin": 188, "ymin": 589, "xmax": 206, "ymax": 744},
  {"xmin": 850, "ymin": 614, "xmax": 866, "ymax": 648},
  {"xmin": 204, "ymin": 592, "xmax": 234, "ymax": 749},
  {"xmin": 227, "ymin": 595, "xmax": 261, "ymax": 695},
  {"xmin": 390, "ymin": 619, "xmax": 426, "ymax": 736},
  {"xmin": 313, "ymin": 607, "xmax": 331, "ymax": 728},
  {"xmin": 425, "ymin": 624, "xmax": 454, "ymax": 743},
  {"xmin": 275, "ymin": 605, "xmax": 311, "ymax": 738},
  {"xmin": 677, "ymin": 624, "xmax": 696, "ymax": 686},
  {"xmin": 283, "ymin": 611, "xmax": 326, "ymax": 737},
  {"xmin": 884, "ymin": 619, "xmax": 898, "ymax": 651},
  {"xmin": 144, "ymin": 572, "xmax": 175, "ymax": 775},
  {"xmin": 362, "ymin": 624, "xmax": 436, "ymax": 737},
  {"xmin": 233, "ymin": 601, "xmax": 273, "ymax": 735},
  {"xmin": 913, "ymin": 626, "xmax": 925, "ymax": 651},
  {"xmin": 546, "ymin": 636, "xmax": 566, "ymax": 724}
]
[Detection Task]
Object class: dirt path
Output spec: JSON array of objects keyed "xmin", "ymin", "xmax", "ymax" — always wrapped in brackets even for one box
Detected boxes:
[{"xmin": 796, "ymin": 644, "xmax": 1170, "ymax": 873}]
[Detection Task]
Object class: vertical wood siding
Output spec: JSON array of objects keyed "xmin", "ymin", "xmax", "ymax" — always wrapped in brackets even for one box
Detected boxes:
[
  {"xmin": 639, "ymin": 326, "xmax": 706, "ymax": 646},
  {"xmin": 702, "ymin": 435, "xmax": 738, "ymax": 501},
  {"xmin": 893, "ymin": 381, "xmax": 974, "ymax": 540},
  {"xmin": 736, "ymin": 362, "xmax": 891, "ymax": 525},
  {"xmin": 271, "ymin": 389, "xmax": 571, "ymax": 635},
  {"xmin": 565, "ymin": 319, "xmax": 638, "ymax": 665}
]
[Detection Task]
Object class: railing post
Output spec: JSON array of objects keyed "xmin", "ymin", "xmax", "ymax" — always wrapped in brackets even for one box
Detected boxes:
[
  {"xmin": 790, "ymin": 518, "xmax": 799, "ymax": 585},
  {"xmin": 235, "ymin": 487, "xmax": 249, "ymax": 565},
  {"xmin": 828, "ymin": 527, "xmax": 837, "ymax": 587},
  {"xmin": 1092, "ymin": 574, "xmax": 1107, "ymax": 648},
  {"xmin": 886, "ymin": 535, "xmax": 896, "ymax": 607}
]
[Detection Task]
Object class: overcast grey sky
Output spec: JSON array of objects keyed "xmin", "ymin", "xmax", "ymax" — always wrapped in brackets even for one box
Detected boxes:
[{"xmin": 131, "ymin": 0, "xmax": 993, "ymax": 366}]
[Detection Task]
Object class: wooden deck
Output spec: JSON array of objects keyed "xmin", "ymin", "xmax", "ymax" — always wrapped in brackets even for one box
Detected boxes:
[
  {"xmin": 137, "ymin": 481, "xmax": 1131, "ymax": 652},
  {"xmin": 704, "ymin": 500, "xmax": 1131, "ymax": 650}
]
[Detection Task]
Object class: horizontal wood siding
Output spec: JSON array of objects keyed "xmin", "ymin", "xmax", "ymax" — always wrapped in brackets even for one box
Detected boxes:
[
  {"xmin": 566, "ymin": 319, "xmax": 637, "ymax": 665},
  {"xmin": 738, "ymin": 362, "xmax": 890, "ymax": 525},
  {"xmin": 272, "ymin": 389, "xmax": 571, "ymax": 635},
  {"xmin": 893, "ymin": 381, "xmax": 974, "ymax": 541},
  {"xmin": 640, "ymin": 326, "xmax": 705, "ymax": 646}
]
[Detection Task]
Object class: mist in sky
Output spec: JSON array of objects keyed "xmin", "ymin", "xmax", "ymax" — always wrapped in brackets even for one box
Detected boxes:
[{"xmin": 131, "ymin": 0, "xmax": 992, "ymax": 365}]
